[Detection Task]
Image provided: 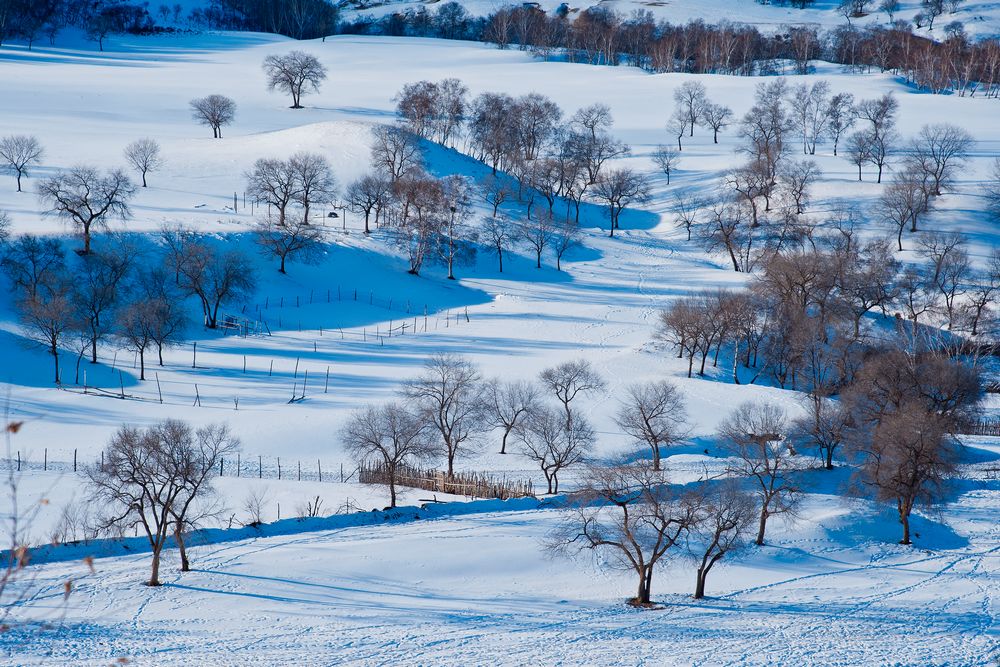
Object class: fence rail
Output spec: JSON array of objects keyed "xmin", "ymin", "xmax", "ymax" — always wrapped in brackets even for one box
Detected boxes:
[{"xmin": 358, "ymin": 462, "xmax": 534, "ymax": 500}]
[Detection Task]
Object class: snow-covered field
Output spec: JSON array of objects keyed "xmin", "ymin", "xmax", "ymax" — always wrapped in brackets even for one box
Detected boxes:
[{"xmin": 0, "ymin": 28, "xmax": 999, "ymax": 666}]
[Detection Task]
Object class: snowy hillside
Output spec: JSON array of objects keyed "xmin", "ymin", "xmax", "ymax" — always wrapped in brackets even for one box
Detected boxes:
[{"xmin": 0, "ymin": 24, "xmax": 998, "ymax": 667}]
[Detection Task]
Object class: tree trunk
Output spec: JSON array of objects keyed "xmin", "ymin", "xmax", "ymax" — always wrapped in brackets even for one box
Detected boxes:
[
  {"xmin": 139, "ymin": 348, "xmax": 146, "ymax": 381},
  {"xmin": 149, "ymin": 543, "xmax": 162, "ymax": 586},
  {"xmin": 142, "ymin": 172, "xmax": 147, "ymax": 188},
  {"xmin": 755, "ymin": 507, "xmax": 768, "ymax": 546},
  {"xmin": 52, "ymin": 341, "xmax": 60, "ymax": 384},
  {"xmin": 651, "ymin": 445, "xmax": 661, "ymax": 471},
  {"xmin": 694, "ymin": 568, "xmax": 707, "ymax": 599},
  {"xmin": 175, "ymin": 521, "xmax": 190, "ymax": 572}
]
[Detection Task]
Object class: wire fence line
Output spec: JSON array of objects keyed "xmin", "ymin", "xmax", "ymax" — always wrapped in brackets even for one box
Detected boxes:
[
  {"xmin": 3, "ymin": 451, "xmax": 540, "ymax": 501},
  {"xmin": 3, "ymin": 449, "xmax": 357, "ymax": 485},
  {"xmin": 48, "ymin": 298, "xmax": 474, "ymax": 409}
]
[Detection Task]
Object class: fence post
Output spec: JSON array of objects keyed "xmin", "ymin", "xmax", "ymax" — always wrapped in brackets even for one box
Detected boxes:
[
  {"xmin": 155, "ymin": 373, "xmax": 163, "ymax": 404},
  {"xmin": 259, "ymin": 455, "xmax": 262, "ymax": 479},
  {"xmin": 278, "ymin": 458, "xmax": 281, "ymax": 480},
  {"xmin": 324, "ymin": 366, "xmax": 330, "ymax": 394},
  {"xmin": 340, "ymin": 463, "xmax": 343, "ymax": 483},
  {"xmin": 269, "ymin": 360, "xmax": 273, "ymax": 377},
  {"xmin": 294, "ymin": 357, "xmax": 299, "ymax": 379},
  {"xmin": 192, "ymin": 342, "xmax": 197, "ymax": 368},
  {"xmin": 237, "ymin": 453, "xmax": 241, "ymax": 478},
  {"xmin": 73, "ymin": 449, "xmax": 77, "ymax": 472},
  {"xmin": 16, "ymin": 451, "xmax": 19, "ymax": 472},
  {"xmin": 220, "ymin": 458, "xmax": 224, "ymax": 476},
  {"xmin": 318, "ymin": 459, "xmax": 322, "ymax": 482},
  {"xmin": 44, "ymin": 448, "xmax": 47, "ymax": 471},
  {"xmin": 298, "ymin": 460, "xmax": 301, "ymax": 481}
]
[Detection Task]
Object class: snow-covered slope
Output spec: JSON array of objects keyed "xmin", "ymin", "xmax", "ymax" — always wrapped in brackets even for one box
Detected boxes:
[{"xmin": 0, "ymin": 30, "xmax": 999, "ymax": 667}]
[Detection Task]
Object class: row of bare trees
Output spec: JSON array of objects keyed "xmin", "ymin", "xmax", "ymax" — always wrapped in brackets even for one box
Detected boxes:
[
  {"xmin": 342, "ymin": 355, "xmax": 609, "ymax": 505},
  {"xmin": 347, "ymin": 5, "xmax": 1000, "ymax": 97}
]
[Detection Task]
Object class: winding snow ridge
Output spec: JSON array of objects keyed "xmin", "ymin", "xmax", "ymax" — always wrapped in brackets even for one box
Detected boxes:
[{"xmin": 0, "ymin": 31, "xmax": 998, "ymax": 666}]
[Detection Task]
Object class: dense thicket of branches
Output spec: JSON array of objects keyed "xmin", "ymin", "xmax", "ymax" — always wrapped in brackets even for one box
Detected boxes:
[{"xmin": 340, "ymin": 5, "xmax": 1000, "ymax": 98}]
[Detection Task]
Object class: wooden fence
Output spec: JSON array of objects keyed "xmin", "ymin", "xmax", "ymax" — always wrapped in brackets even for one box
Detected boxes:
[
  {"xmin": 961, "ymin": 419, "xmax": 1000, "ymax": 437},
  {"xmin": 358, "ymin": 462, "xmax": 534, "ymax": 500}
]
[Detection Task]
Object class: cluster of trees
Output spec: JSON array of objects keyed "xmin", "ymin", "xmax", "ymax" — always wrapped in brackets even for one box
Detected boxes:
[
  {"xmin": 245, "ymin": 152, "xmax": 335, "ymax": 273},
  {"xmin": 342, "ymin": 4, "xmax": 1000, "ymax": 98},
  {"xmin": 0, "ymin": 0, "xmax": 158, "ymax": 51},
  {"xmin": 670, "ymin": 80, "xmax": 977, "ymax": 273},
  {"xmin": 188, "ymin": 0, "xmax": 338, "ymax": 40},
  {"xmin": 343, "ymin": 355, "xmax": 609, "ymax": 504},
  {"xmin": 87, "ymin": 419, "xmax": 240, "ymax": 585},
  {"xmin": 0, "ymin": 226, "xmax": 255, "ymax": 383},
  {"xmin": 391, "ymin": 79, "xmax": 650, "ymax": 237},
  {"xmin": 656, "ymin": 238, "xmax": 982, "ymax": 521},
  {"xmin": 553, "ymin": 335, "xmax": 977, "ymax": 604}
]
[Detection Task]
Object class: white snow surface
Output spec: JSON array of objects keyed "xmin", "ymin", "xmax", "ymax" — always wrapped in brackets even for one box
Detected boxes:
[{"xmin": 0, "ymin": 31, "xmax": 998, "ymax": 666}]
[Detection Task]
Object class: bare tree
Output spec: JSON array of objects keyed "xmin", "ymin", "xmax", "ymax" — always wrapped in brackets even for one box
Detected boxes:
[
  {"xmin": 123, "ymin": 138, "xmax": 162, "ymax": 188},
  {"xmin": 790, "ymin": 397, "xmax": 851, "ymax": 470},
  {"xmin": 539, "ymin": 358, "xmax": 605, "ymax": 430},
  {"xmin": 254, "ymin": 218, "xmax": 326, "ymax": 275},
  {"xmin": 88, "ymin": 421, "xmax": 191, "ymax": 586},
  {"xmin": 263, "ymin": 51, "xmax": 327, "ymax": 109},
  {"xmin": 689, "ymin": 482, "xmax": 755, "ymax": 599},
  {"xmin": 16, "ymin": 265, "xmax": 77, "ymax": 384},
  {"xmin": 674, "ymin": 81, "xmax": 707, "ymax": 137},
  {"xmin": 700, "ymin": 103, "xmax": 733, "ymax": 144},
  {"xmin": 516, "ymin": 406, "xmax": 594, "ymax": 494},
  {"xmin": 344, "ymin": 403, "xmax": 433, "ymax": 507},
  {"xmin": 520, "ymin": 213, "xmax": 555, "ymax": 269},
  {"xmin": 0, "ymin": 135, "xmax": 43, "ymax": 192},
  {"xmin": 190, "ymin": 95, "xmax": 236, "ymax": 139},
  {"xmin": 290, "ymin": 152, "xmax": 336, "ymax": 223},
  {"xmin": 550, "ymin": 463, "xmax": 699, "ymax": 606},
  {"xmin": 718, "ymin": 401, "xmax": 798, "ymax": 546},
  {"xmin": 402, "ymin": 353, "xmax": 484, "ymax": 477},
  {"xmin": 38, "ymin": 166, "xmax": 135, "ymax": 255},
  {"xmin": 672, "ymin": 191, "xmax": 701, "ymax": 242},
  {"xmin": 783, "ymin": 160, "xmax": 820, "ymax": 214},
  {"xmin": 905, "ymin": 123, "xmax": 973, "ymax": 197},
  {"xmin": 593, "ymin": 168, "xmax": 650, "ymax": 237},
  {"xmin": 72, "ymin": 242, "xmax": 134, "ymax": 364},
  {"xmin": 844, "ymin": 131, "xmax": 872, "ymax": 181},
  {"xmin": 370, "ymin": 125, "xmax": 422, "ymax": 182},
  {"xmin": 652, "ymin": 145, "xmax": 679, "ymax": 185},
  {"xmin": 849, "ymin": 403, "xmax": 957, "ymax": 544},
  {"xmin": 483, "ymin": 378, "xmax": 539, "ymax": 454},
  {"xmin": 551, "ymin": 218, "xmax": 581, "ymax": 271},
  {"xmin": 918, "ymin": 231, "xmax": 970, "ymax": 329},
  {"xmin": 615, "ymin": 381, "xmax": 688, "ymax": 471},
  {"xmin": 346, "ymin": 173, "xmax": 392, "ymax": 234},
  {"xmin": 825, "ymin": 92, "xmax": 856, "ymax": 157},
  {"xmin": 667, "ymin": 108, "xmax": 688, "ymax": 152},
  {"xmin": 481, "ymin": 173, "xmax": 514, "ymax": 217},
  {"xmin": 0, "ymin": 234, "xmax": 66, "ymax": 308},
  {"xmin": 246, "ymin": 158, "xmax": 299, "ymax": 226},
  {"xmin": 174, "ymin": 237, "xmax": 256, "ymax": 329},
  {"xmin": 787, "ymin": 81, "xmax": 830, "ymax": 155},
  {"xmin": 483, "ymin": 215, "xmax": 513, "ymax": 273},
  {"xmin": 170, "ymin": 423, "xmax": 240, "ymax": 571}
]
